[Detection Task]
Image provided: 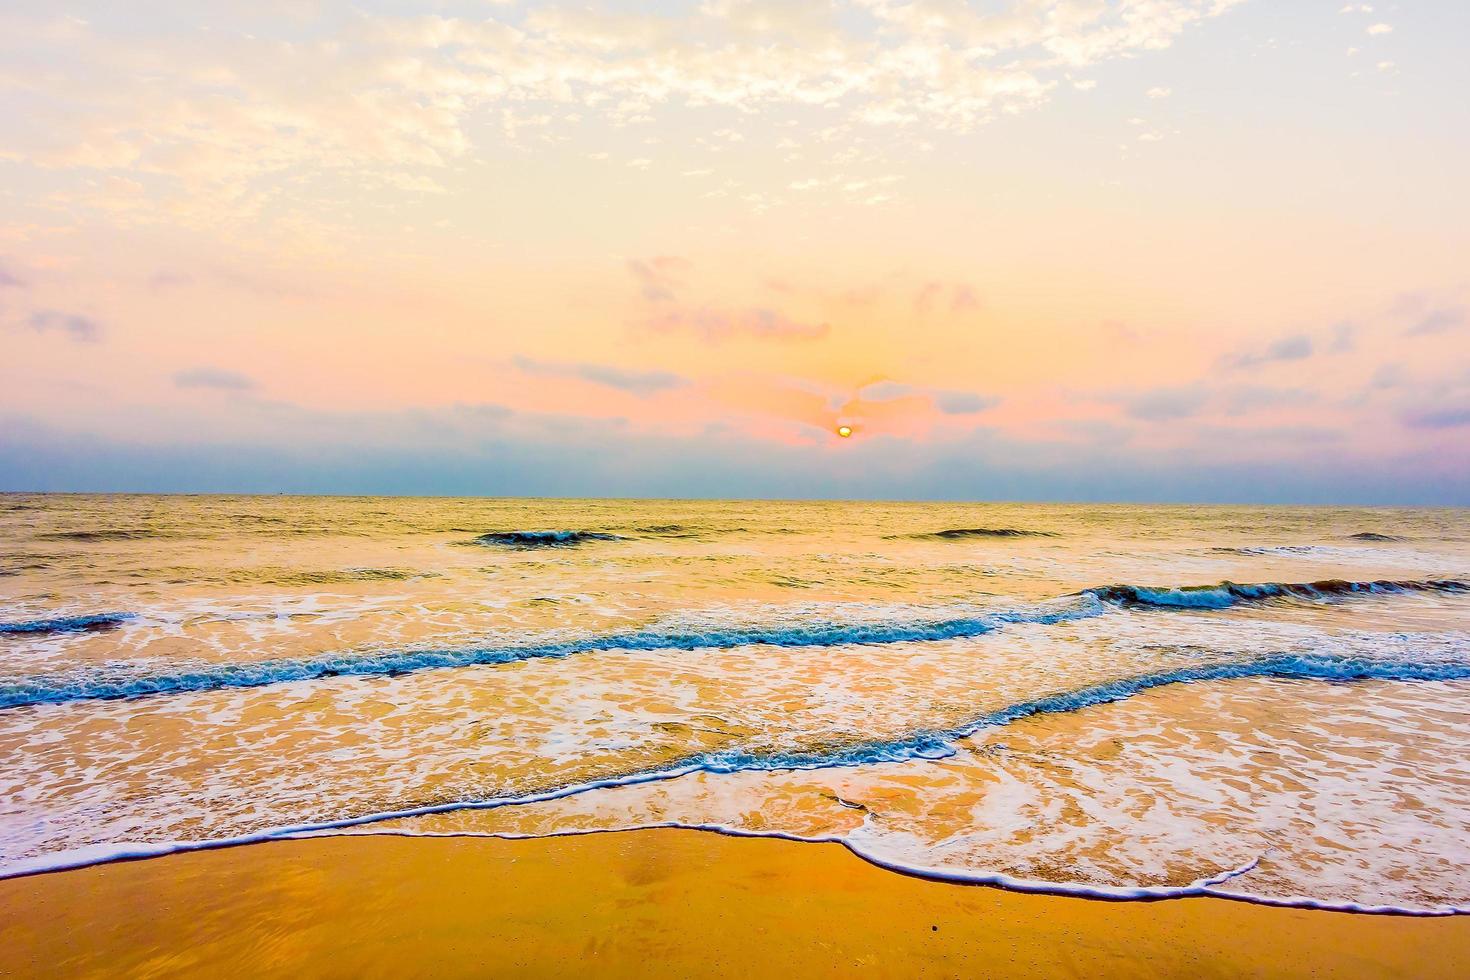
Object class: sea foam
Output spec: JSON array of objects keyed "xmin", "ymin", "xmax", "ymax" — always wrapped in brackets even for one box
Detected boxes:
[{"xmin": 2, "ymin": 577, "xmax": 1465, "ymax": 709}]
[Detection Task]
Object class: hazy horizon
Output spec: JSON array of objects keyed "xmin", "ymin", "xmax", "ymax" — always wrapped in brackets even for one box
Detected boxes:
[{"xmin": 0, "ymin": 485, "xmax": 1464, "ymax": 508}]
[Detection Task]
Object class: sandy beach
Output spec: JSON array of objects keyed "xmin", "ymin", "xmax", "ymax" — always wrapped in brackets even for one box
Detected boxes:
[
  {"xmin": 6, "ymin": 0, "xmax": 1468, "ymax": 973},
  {"xmin": 4, "ymin": 829, "xmax": 1467, "ymax": 978}
]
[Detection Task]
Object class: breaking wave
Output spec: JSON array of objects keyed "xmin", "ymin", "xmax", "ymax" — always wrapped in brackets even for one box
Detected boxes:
[
  {"xmin": 6, "ymin": 647, "xmax": 1469, "ymax": 916},
  {"xmin": 0, "ymin": 599, "xmax": 1101, "ymax": 709},
  {"xmin": 1082, "ymin": 578, "xmax": 1467, "ymax": 610},
  {"xmin": 2, "ymin": 577, "xmax": 1466, "ymax": 709},
  {"xmin": 0, "ymin": 613, "xmax": 136, "ymax": 636},
  {"xmin": 697, "ymin": 651, "xmax": 1470, "ymax": 772}
]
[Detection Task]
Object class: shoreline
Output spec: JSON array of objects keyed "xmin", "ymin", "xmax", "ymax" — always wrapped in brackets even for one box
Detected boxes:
[
  {"xmin": 8, "ymin": 820, "xmax": 1466, "ymax": 917},
  {"xmin": 4, "ymin": 829, "xmax": 1468, "ymax": 978}
]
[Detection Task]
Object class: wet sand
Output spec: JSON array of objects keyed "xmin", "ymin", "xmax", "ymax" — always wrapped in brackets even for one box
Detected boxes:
[{"xmin": 2, "ymin": 830, "xmax": 1467, "ymax": 978}]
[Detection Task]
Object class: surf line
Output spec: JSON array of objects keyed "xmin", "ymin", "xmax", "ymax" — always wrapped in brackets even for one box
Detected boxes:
[
  {"xmin": 4, "ymin": 577, "xmax": 1467, "ymax": 711},
  {"xmin": 5, "ymin": 651, "xmax": 1470, "ymax": 917}
]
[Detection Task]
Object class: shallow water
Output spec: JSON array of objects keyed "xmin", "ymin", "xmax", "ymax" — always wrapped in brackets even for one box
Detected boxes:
[{"xmin": 0, "ymin": 495, "xmax": 1466, "ymax": 911}]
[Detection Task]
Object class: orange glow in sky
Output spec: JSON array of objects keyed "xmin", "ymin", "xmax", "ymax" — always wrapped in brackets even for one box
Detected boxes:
[{"xmin": 0, "ymin": 2, "xmax": 1466, "ymax": 501}]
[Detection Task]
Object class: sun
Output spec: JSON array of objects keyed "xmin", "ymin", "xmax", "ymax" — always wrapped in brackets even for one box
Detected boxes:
[{"xmin": 836, "ymin": 425, "xmax": 853, "ymax": 438}]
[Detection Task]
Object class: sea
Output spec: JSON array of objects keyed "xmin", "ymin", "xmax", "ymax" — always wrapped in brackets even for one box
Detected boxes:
[{"xmin": 0, "ymin": 494, "xmax": 1466, "ymax": 913}]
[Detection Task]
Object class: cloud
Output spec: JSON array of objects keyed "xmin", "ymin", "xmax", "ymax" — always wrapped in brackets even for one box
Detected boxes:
[
  {"xmin": 1103, "ymin": 383, "xmax": 1321, "ymax": 421},
  {"xmin": 1193, "ymin": 423, "xmax": 1344, "ymax": 445},
  {"xmin": 1119, "ymin": 386, "xmax": 1210, "ymax": 421},
  {"xmin": 856, "ymin": 380, "xmax": 998, "ymax": 416},
  {"xmin": 1366, "ymin": 23, "xmax": 1393, "ymax": 35},
  {"xmin": 1219, "ymin": 333, "xmax": 1313, "ymax": 370},
  {"xmin": 1220, "ymin": 386, "xmax": 1318, "ymax": 416},
  {"xmin": 933, "ymin": 391, "xmax": 998, "ymax": 414},
  {"xmin": 859, "ymin": 381, "xmax": 918, "ymax": 401},
  {"xmin": 1402, "ymin": 406, "xmax": 1470, "ymax": 429},
  {"xmin": 1370, "ymin": 364, "xmax": 1406, "ymax": 389},
  {"xmin": 148, "ymin": 271, "xmax": 195, "ymax": 290},
  {"xmin": 644, "ymin": 307, "xmax": 830, "ymax": 343},
  {"xmin": 1405, "ymin": 307, "xmax": 1466, "ymax": 337},
  {"xmin": 173, "ymin": 368, "xmax": 256, "ymax": 391},
  {"xmin": 0, "ymin": 1, "xmax": 1247, "ymax": 224},
  {"xmin": 453, "ymin": 402, "xmax": 517, "ymax": 422},
  {"xmin": 627, "ymin": 255, "xmax": 829, "ymax": 344},
  {"xmin": 915, "ymin": 281, "xmax": 981, "ymax": 316},
  {"xmin": 25, "ymin": 310, "xmax": 101, "ymax": 342},
  {"xmin": 0, "ymin": 264, "xmax": 24, "ymax": 288},
  {"xmin": 145, "ymin": 268, "xmax": 314, "ymax": 298},
  {"xmin": 7, "ymin": 403, "xmax": 1462, "ymax": 505},
  {"xmin": 512, "ymin": 355, "xmax": 689, "ymax": 396},
  {"xmin": 627, "ymin": 257, "xmax": 689, "ymax": 303}
]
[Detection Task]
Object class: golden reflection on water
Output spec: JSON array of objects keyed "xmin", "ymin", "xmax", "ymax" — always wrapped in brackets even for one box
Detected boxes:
[{"xmin": 1, "ymin": 494, "xmax": 1467, "ymax": 910}]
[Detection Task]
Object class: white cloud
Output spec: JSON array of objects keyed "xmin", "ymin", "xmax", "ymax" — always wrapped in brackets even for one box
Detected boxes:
[
  {"xmin": 0, "ymin": 1, "xmax": 1248, "ymax": 225},
  {"xmin": 1366, "ymin": 23, "xmax": 1393, "ymax": 35}
]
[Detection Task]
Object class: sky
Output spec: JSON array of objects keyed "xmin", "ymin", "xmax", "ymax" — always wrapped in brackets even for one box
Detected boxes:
[{"xmin": 1, "ymin": 0, "xmax": 1467, "ymax": 503}]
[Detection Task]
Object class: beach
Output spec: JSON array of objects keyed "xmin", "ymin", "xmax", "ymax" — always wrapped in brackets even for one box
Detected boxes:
[
  {"xmin": 7, "ymin": 0, "xmax": 1468, "ymax": 974},
  {"xmin": 4, "ymin": 829, "xmax": 1469, "ymax": 978},
  {"xmin": 2, "ymin": 495, "xmax": 1468, "ymax": 975}
]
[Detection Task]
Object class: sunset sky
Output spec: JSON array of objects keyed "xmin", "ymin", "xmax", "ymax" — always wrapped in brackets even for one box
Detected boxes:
[{"xmin": 2, "ymin": 1, "xmax": 1467, "ymax": 502}]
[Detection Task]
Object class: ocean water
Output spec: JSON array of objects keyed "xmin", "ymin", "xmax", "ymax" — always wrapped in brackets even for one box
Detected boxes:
[{"xmin": 1, "ymin": 494, "xmax": 1467, "ymax": 912}]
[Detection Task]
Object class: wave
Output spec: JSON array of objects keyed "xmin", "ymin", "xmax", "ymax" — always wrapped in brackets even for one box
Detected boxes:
[
  {"xmin": 261, "ymin": 568, "xmax": 427, "ymax": 586},
  {"xmin": 6, "ymin": 648, "xmax": 1469, "ymax": 915},
  {"xmin": 0, "ymin": 613, "xmax": 136, "ymax": 636},
  {"xmin": 693, "ymin": 651, "xmax": 1470, "ymax": 772},
  {"xmin": 37, "ymin": 529, "xmax": 162, "ymax": 542},
  {"xmin": 1082, "ymin": 578, "xmax": 1468, "ymax": 610},
  {"xmin": 903, "ymin": 528, "xmax": 1056, "ymax": 540},
  {"xmin": 473, "ymin": 530, "xmax": 626, "ymax": 548},
  {"xmin": 0, "ymin": 599, "xmax": 1101, "ymax": 709},
  {"xmin": 1349, "ymin": 532, "xmax": 1406, "ymax": 542},
  {"xmin": 3, "ymin": 577, "xmax": 1465, "ymax": 709}
]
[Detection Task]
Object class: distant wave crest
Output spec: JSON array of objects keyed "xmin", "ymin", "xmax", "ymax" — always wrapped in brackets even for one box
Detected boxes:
[
  {"xmin": 903, "ymin": 527, "xmax": 1057, "ymax": 540},
  {"xmin": 473, "ymin": 530, "xmax": 626, "ymax": 548},
  {"xmin": 38, "ymin": 529, "xmax": 162, "ymax": 542}
]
